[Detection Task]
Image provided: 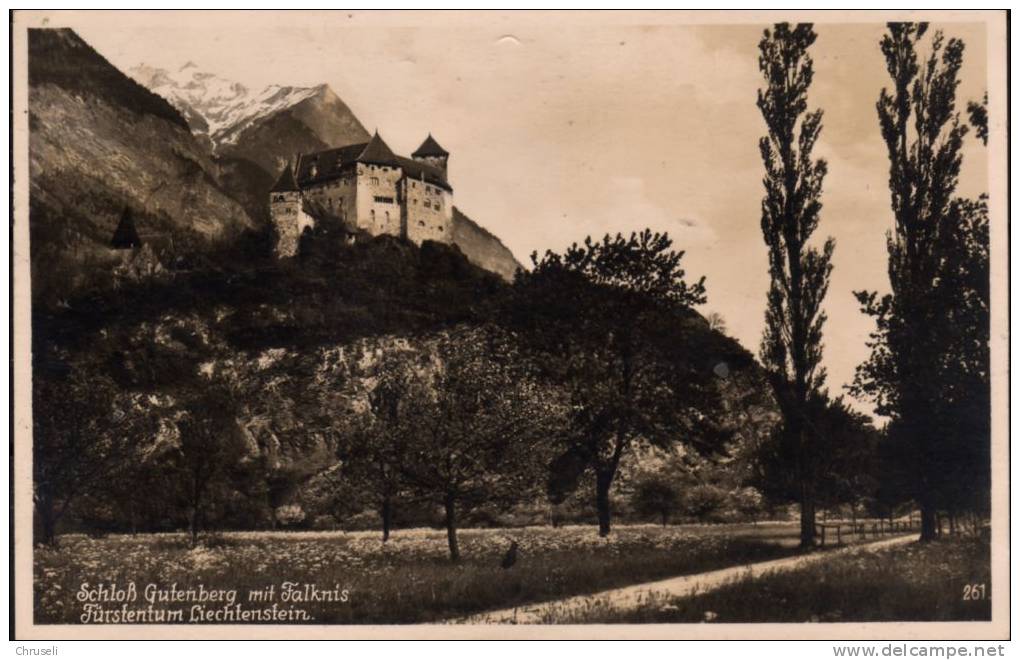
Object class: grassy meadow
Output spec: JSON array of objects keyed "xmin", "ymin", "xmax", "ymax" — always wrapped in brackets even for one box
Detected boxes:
[
  {"xmin": 546, "ymin": 535, "xmax": 991, "ymax": 624},
  {"xmin": 36, "ymin": 523, "xmax": 803, "ymax": 624}
]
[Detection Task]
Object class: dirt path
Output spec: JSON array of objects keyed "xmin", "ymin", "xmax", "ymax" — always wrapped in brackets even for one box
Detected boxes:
[{"xmin": 456, "ymin": 533, "xmax": 916, "ymax": 624}]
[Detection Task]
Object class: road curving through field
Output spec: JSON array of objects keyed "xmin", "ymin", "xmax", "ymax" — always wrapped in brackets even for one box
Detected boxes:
[{"xmin": 455, "ymin": 533, "xmax": 917, "ymax": 624}]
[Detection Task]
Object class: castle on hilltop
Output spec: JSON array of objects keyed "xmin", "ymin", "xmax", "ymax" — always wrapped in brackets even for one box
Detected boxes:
[{"xmin": 269, "ymin": 131, "xmax": 453, "ymax": 257}]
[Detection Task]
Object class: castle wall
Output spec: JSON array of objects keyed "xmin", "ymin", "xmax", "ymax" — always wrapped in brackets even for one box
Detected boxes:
[
  {"xmin": 404, "ymin": 177, "xmax": 453, "ymax": 244},
  {"xmin": 303, "ymin": 173, "xmax": 357, "ymax": 229},
  {"xmin": 270, "ymin": 191, "xmax": 316, "ymax": 257},
  {"xmin": 355, "ymin": 163, "xmax": 403, "ymax": 237},
  {"xmin": 273, "ymin": 152, "xmax": 456, "ymax": 257}
]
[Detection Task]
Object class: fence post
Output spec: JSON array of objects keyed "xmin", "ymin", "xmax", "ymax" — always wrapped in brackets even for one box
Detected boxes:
[
  {"xmin": 821, "ymin": 525, "xmax": 826, "ymax": 548},
  {"xmin": 836, "ymin": 524, "xmax": 842, "ymax": 545}
]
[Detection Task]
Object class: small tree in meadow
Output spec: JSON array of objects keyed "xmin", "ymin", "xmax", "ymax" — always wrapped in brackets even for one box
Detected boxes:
[
  {"xmin": 166, "ymin": 388, "xmax": 252, "ymax": 546},
  {"xmin": 511, "ymin": 230, "xmax": 737, "ymax": 537},
  {"xmin": 400, "ymin": 327, "xmax": 564, "ymax": 561},
  {"xmin": 340, "ymin": 346, "xmax": 421, "ymax": 542},
  {"xmin": 632, "ymin": 474, "xmax": 681, "ymax": 526},
  {"xmin": 682, "ymin": 484, "xmax": 729, "ymax": 522},
  {"xmin": 33, "ymin": 366, "xmax": 156, "ymax": 545}
]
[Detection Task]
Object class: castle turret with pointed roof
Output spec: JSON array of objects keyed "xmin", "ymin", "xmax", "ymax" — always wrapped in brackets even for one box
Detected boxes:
[
  {"xmin": 412, "ymin": 133, "xmax": 449, "ymax": 176},
  {"xmin": 269, "ymin": 131, "xmax": 454, "ymax": 256}
]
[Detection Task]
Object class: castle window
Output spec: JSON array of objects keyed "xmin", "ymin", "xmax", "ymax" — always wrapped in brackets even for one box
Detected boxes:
[
  {"xmin": 370, "ymin": 210, "xmax": 375, "ymax": 222},
  {"xmin": 374, "ymin": 196, "xmax": 394, "ymax": 204},
  {"xmin": 418, "ymin": 221, "xmax": 425, "ymax": 227},
  {"xmin": 371, "ymin": 177, "xmax": 379, "ymax": 186},
  {"xmin": 385, "ymin": 211, "xmax": 390, "ymax": 223}
]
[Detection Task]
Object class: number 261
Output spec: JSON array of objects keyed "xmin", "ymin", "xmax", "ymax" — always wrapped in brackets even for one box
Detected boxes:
[{"xmin": 963, "ymin": 584, "xmax": 987, "ymax": 600}]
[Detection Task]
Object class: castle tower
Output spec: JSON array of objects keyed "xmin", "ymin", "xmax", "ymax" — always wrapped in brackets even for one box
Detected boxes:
[
  {"xmin": 411, "ymin": 133, "xmax": 449, "ymax": 177},
  {"xmin": 269, "ymin": 162, "xmax": 306, "ymax": 257}
]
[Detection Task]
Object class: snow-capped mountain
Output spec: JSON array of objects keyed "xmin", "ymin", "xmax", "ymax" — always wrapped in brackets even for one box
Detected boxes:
[{"xmin": 128, "ymin": 62, "xmax": 365, "ymax": 154}]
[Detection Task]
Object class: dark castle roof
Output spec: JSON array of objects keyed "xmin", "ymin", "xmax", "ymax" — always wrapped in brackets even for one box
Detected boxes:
[
  {"xmin": 270, "ymin": 162, "xmax": 299, "ymax": 192},
  {"xmin": 110, "ymin": 206, "xmax": 142, "ymax": 249},
  {"xmin": 295, "ymin": 135, "xmax": 452, "ymax": 192},
  {"xmin": 356, "ymin": 131, "xmax": 398, "ymax": 166},
  {"xmin": 412, "ymin": 133, "xmax": 449, "ymax": 158}
]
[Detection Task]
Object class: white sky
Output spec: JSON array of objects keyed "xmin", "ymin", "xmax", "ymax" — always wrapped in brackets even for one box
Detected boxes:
[{"xmin": 35, "ymin": 11, "xmax": 990, "ymax": 416}]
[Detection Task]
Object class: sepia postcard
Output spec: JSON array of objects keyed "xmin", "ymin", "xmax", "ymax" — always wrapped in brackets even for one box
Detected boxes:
[{"xmin": 10, "ymin": 9, "xmax": 1009, "ymax": 641}]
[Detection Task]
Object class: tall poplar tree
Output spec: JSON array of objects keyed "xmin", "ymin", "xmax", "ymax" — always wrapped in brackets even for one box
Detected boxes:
[
  {"xmin": 756, "ymin": 23, "xmax": 834, "ymax": 548},
  {"xmin": 852, "ymin": 24, "xmax": 979, "ymax": 541}
]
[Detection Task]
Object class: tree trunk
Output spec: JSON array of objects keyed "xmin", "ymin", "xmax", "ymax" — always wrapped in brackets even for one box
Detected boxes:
[
  {"xmin": 189, "ymin": 506, "xmax": 199, "ymax": 547},
  {"xmin": 799, "ymin": 481, "xmax": 816, "ymax": 548},
  {"xmin": 919, "ymin": 501, "xmax": 938, "ymax": 542},
  {"xmin": 444, "ymin": 495, "xmax": 460, "ymax": 562},
  {"xmin": 381, "ymin": 496, "xmax": 392, "ymax": 543},
  {"xmin": 38, "ymin": 496, "xmax": 58, "ymax": 547},
  {"xmin": 596, "ymin": 470, "xmax": 613, "ymax": 537},
  {"xmin": 798, "ymin": 477, "xmax": 816, "ymax": 547}
]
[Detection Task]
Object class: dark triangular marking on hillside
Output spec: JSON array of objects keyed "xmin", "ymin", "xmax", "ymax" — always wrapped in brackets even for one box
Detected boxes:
[{"xmin": 110, "ymin": 206, "xmax": 142, "ymax": 249}]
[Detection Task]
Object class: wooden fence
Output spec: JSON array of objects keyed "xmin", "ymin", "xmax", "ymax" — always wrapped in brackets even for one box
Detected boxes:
[{"xmin": 814, "ymin": 515, "xmax": 920, "ymax": 547}]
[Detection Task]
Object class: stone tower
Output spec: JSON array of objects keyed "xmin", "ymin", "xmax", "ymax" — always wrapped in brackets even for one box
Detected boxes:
[
  {"xmin": 269, "ymin": 162, "xmax": 313, "ymax": 257},
  {"xmin": 411, "ymin": 133, "xmax": 449, "ymax": 177}
]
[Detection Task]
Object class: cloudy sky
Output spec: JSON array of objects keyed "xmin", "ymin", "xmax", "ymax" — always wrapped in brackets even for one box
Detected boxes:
[{"xmin": 40, "ymin": 11, "xmax": 990, "ymax": 415}]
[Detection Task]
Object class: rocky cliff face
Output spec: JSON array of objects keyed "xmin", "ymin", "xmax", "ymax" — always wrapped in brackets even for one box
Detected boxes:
[
  {"xmin": 452, "ymin": 207, "xmax": 524, "ymax": 281},
  {"xmin": 28, "ymin": 29, "xmax": 255, "ymax": 302}
]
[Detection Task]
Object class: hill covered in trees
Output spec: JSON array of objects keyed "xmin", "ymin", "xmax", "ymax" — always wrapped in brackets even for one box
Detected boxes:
[{"xmin": 32, "ymin": 225, "xmax": 765, "ymax": 549}]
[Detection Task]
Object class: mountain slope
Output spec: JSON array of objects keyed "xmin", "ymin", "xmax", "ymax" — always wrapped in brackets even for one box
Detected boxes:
[
  {"xmin": 452, "ymin": 207, "xmax": 524, "ymax": 281},
  {"xmin": 28, "ymin": 29, "xmax": 255, "ymax": 302}
]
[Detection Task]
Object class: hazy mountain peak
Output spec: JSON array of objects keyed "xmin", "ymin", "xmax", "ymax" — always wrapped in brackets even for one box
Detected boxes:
[{"xmin": 128, "ymin": 63, "xmax": 335, "ymax": 150}]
